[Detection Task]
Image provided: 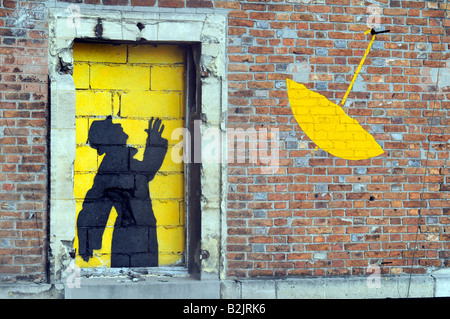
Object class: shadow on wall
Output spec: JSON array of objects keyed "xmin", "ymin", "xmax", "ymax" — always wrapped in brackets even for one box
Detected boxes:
[{"xmin": 76, "ymin": 116, "xmax": 168, "ymax": 267}]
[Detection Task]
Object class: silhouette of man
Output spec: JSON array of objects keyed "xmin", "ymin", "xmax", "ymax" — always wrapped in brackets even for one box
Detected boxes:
[{"xmin": 77, "ymin": 116, "xmax": 168, "ymax": 267}]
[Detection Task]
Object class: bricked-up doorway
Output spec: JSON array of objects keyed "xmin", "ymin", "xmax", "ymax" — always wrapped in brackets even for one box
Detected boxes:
[
  {"xmin": 48, "ymin": 9, "xmax": 226, "ymax": 283},
  {"xmin": 72, "ymin": 42, "xmax": 188, "ymax": 268}
]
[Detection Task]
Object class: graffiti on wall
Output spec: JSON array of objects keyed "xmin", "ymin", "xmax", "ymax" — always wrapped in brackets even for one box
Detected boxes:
[
  {"xmin": 286, "ymin": 78, "xmax": 384, "ymax": 161},
  {"xmin": 286, "ymin": 29, "xmax": 387, "ymax": 161},
  {"xmin": 77, "ymin": 116, "xmax": 167, "ymax": 267},
  {"xmin": 73, "ymin": 43, "xmax": 186, "ymax": 268}
]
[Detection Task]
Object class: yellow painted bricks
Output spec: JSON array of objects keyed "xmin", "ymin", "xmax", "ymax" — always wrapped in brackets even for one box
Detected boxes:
[
  {"xmin": 286, "ymin": 79, "xmax": 384, "ymax": 161},
  {"xmin": 73, "ymin": 43, "xmax": 186, "ymax": 268}
]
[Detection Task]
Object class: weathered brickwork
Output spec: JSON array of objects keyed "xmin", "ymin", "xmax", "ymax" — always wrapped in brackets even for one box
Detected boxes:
[
  {"xmin": 0, "ymin": 0, "xmax": 449, "ymax": 286},
  {"xmin": 0, "ymin": 0, "xmax": 48, "ymax": 283},
  {"xmin": 223, "ymin": 0, "xmax": 449, "ymax": 278},
  {"xmin": 223, "ymin": 0, "xmax": 450, "ymax": 277}
]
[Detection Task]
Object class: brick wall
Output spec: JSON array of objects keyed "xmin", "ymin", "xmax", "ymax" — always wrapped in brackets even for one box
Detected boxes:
[
  {"xmin": 1, "ymin": 0, "xmax": 449, "ymax": 284},
  {"xmin": 0, "ymin": 0, "xmax": 48, "ymax": 282},
  {"xmin": 223, "ymin": 0, "xmax": 449, "ymax": 278}
]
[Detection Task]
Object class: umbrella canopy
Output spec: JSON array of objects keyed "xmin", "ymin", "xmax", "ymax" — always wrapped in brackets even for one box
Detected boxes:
[{"xmin": 286, "ymin": 78, "xmax": 384, "ymax": 160}]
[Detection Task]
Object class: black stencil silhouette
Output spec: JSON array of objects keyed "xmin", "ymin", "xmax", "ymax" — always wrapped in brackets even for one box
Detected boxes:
[{"xmin": 77, "ymin": 116, "xmax": 168, "ymax": 267}]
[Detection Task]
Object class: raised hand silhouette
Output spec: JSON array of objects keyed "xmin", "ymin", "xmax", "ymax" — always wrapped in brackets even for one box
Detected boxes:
[
  {"xmin": 146, "ymin": 117, "xmax": 165, "ymax": 146},
  {"xmin": 77, "ymin": 116, "xmax": 168, "ymax": 267}
]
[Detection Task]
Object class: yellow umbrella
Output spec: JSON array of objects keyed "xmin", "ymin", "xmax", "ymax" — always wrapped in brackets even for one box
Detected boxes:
[{"xmin": 287, "ymin": 29, "xmax": 389, "ymax": 161}]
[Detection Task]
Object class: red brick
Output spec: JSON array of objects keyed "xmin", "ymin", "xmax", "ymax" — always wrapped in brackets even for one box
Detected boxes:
[
  {"xmin": 186, "ymin": 0, "xmax": 212, "ymax": 7},
  {"xmin": 307, "ymin": 5, "xmax": 331, "ymax": 13},
  {"xmin": 329, "ymin": 15, "xmax": 354, "ymax": 23},
  {"xmin": 402, "ymin": 1, "xmax": 425, "ymax": 8},
  {"xmin": 249, "ymin": 12, "xmax": 276, "ymax": 20},
  {"xmin": 228, "ymin": 27, "xmax": 247, "ymax": 36},
  {"xmin": 248, "ymin": 46, "xmax": 274, "ymax": 54},
  {"xmin": 158, "ymin": 0, "xmax": 184, "ymax": 7},
  {"xmin": 228, "ymin": 18, "xmax": 254, "ymax": 27},
  {"xmin": 215, "ymin": 0, "xmax": 239, "ymax": 9},
  {"xmin": 249, "ymin": 29, "xmax": 275, "ymax": 38},
  {"xmin": 102, "ymin": 0, "xmax": 128, "ymax": 5},
  {"xmin": 130, "ymin": 0, "xmax": 155, "ymax": 5},
  {"xmin": 241, "ymin": 2, "xmax": 266, "ymax": 10},
  {"xmin": 310, "ymin": 23, "xmax": 335, "ymax": 30}
]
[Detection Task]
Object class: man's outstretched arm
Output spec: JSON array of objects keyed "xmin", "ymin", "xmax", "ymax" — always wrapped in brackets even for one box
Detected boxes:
[{"xmin": 139, "ymin": 117, "xmax": 168, "ymax": 180}]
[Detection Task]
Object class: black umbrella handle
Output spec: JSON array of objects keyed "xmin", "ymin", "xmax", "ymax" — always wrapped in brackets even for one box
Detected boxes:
[{"xmin": 371, "ymin": 28, "xmax": 391, "ymax": 35}]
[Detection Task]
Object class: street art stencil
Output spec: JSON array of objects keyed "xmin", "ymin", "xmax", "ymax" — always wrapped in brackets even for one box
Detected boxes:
[
  {"xmin": 77, "ymin": 116, "xmax": 167, "ymax": 267},
  {"xmin": 73, "ymin": 43, "xmax": 186, "ymax": 268},
  {"xmin": 287, "ymin": 29, "xmax": 388, "ymax": 161}
]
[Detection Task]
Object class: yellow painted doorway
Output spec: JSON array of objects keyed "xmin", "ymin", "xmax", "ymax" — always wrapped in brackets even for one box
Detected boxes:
[{"xmin": 72, "ymin": 43, "xmax": 186, "ymax": 268}]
